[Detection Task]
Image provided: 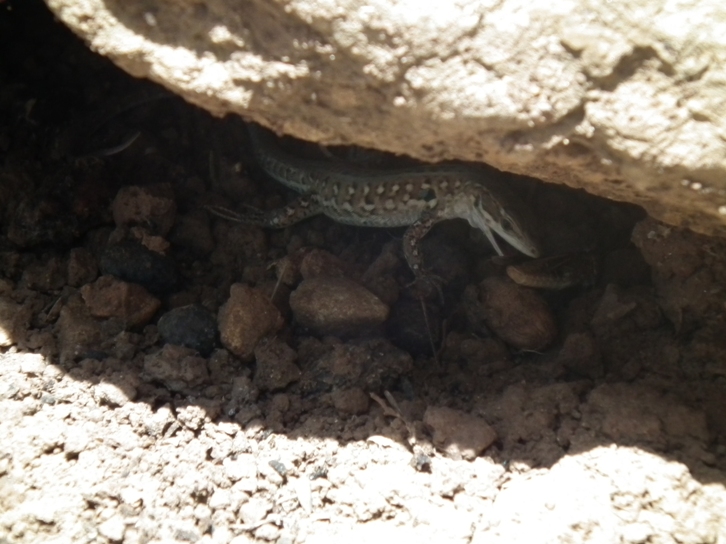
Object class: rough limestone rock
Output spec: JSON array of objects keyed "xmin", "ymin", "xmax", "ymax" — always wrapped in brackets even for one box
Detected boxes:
[{"xmin": 45, "ymin": 0, "xmax": 726, "ymax": 237}]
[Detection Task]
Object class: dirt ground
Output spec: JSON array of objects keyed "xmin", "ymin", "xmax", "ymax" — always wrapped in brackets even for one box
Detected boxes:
[{"xmin": 1, "ymin": 2, "xmax": 725, "ymax": 543}]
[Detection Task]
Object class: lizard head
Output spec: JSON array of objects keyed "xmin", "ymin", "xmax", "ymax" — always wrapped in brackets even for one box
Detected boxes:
[
  {"xmin": 466, "ymin": 180, "xmax": 542, "ymax": 258},
  {"xmin": 490, "ymin": 205, "xmax": 541, "ymax": 258}
]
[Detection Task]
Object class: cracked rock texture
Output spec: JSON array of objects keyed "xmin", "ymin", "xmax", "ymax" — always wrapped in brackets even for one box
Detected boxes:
[{"xmin": 45, "ymin": 0, "xmax": 726, "ymax": 237}]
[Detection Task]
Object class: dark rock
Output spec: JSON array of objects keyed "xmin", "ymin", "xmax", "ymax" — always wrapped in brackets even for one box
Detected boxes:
[
  {"xmin": 158, "ymin": 304, "xmax": 217, "ymax": 356},
  {"xmin": 100, "ymin": 241, "xmax": 178, "ymax": 294}
]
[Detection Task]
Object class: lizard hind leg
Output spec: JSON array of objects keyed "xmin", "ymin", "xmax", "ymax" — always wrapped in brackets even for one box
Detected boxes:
[
  {"xmin": 206, "ymin": 194, "xmax": 323, "ymax": 228},
  {"xmin": 205, "ymin": 204, "xmax": 265, "ymax": 224}
]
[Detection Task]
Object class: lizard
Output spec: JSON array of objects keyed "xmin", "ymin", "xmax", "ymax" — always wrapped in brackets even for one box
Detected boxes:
[
  {"xmin": 53, "ymin": 91, "xmax": 577, "ymax": 293},
  {"xmin": 207, "ymin": 123, "xmax": 542, "ymax": 289}
]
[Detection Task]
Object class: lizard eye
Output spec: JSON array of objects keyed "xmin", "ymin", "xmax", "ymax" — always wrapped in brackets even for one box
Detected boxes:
[{"xmin": 501, "ymin": 218, "xmax": 513, "ymax": 232}]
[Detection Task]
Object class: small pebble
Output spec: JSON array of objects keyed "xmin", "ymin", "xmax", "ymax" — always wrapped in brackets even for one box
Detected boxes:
[
  {"xmin": 208, "ymin": 489, "xmax": 232, "ymax": 510},
  {"xmin": 411, "ymin": 451, "xmax": 432, "ymax": 472},
  {"xmin": 64, "ymin": 427, "xmax": 91, "ymax": 455},
  {"xmin": 268, "ymin": 459, "xmax": 288, "ymax": 478},
  {"xmin": 254, "ymin": 523, "xmax": 280, "ymax": 542}
]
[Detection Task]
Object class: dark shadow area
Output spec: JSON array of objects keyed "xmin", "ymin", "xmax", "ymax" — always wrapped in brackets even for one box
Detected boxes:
[{"xmin": 1, "ymin": 3, "xmax": 726, "ymax": 541}]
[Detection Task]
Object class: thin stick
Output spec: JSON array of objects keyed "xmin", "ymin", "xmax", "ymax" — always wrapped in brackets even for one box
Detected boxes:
[
  {"xmin": 419, "ymin": 297, "xmax": 440, "ymax": 366},
  {"xmin": 269, "ymin": 259, "xmax": 288, "ymax": 303}
]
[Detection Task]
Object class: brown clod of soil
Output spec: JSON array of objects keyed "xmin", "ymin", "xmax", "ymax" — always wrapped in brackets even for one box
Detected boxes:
[
  {"xmin": 476, "ymin": 277, "xmax": 557, "ymax": 351},
  {"xmin": 557, "ymin": 331, "xmax": 603, "ymax": 379},
  {"xmin": 583, "ymin": 383, "xmax": 709, "ymax": 448},
  {"xmin": 81, "ymin": 275, "xmax": 161, "ymax": 328},
  {"xmin": 67, "ymin": 247, "xmax": 98, "ymax": 287},
  {"xmin": 55, "ymin": 293, "xmax": 118, "ymax": 364},
  {"xmin": 111, "ymin": 183, "xmax": 177, "ymax": 236},
  {"xmin": 632, "ymin": 217, "xmax": 726, "ymax": 331},
  {"xmin": 218, "ymin": 283, "xmax": 284, "ymax": 361},
  {"xmin": 143, "ymin": 344, "xmax": 209, "ymax": 392},
  {"xmin": 590, "ymin": 284, "xmax": 662, "ymax": 336},
  {"xmin": 423, "ymin": 405, "xmax": 497, "ymax": 461},
  {"xmin": 298, "ymin": 337, "xmax": 413, "ymax": 393},
  {"xmin": 290, "ymin": 277, "xmax": 389, "ymax": 336},
  {"xmin": 253, "ymin": 337, "xmax": 301, "ymax": 392},
  {"xmin": 330, "ymin": 387, "xmax": 370, "ymax": 415}
]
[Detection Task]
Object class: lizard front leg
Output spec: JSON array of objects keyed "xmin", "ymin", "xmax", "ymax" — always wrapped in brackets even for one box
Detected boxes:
[
  {"xmin": 206, "ymin": 193, "xmax": 323, "ymax": 228},
  {"xmin": 402, "ymin": 210, "xmax": 446, "ymax": 299}
]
